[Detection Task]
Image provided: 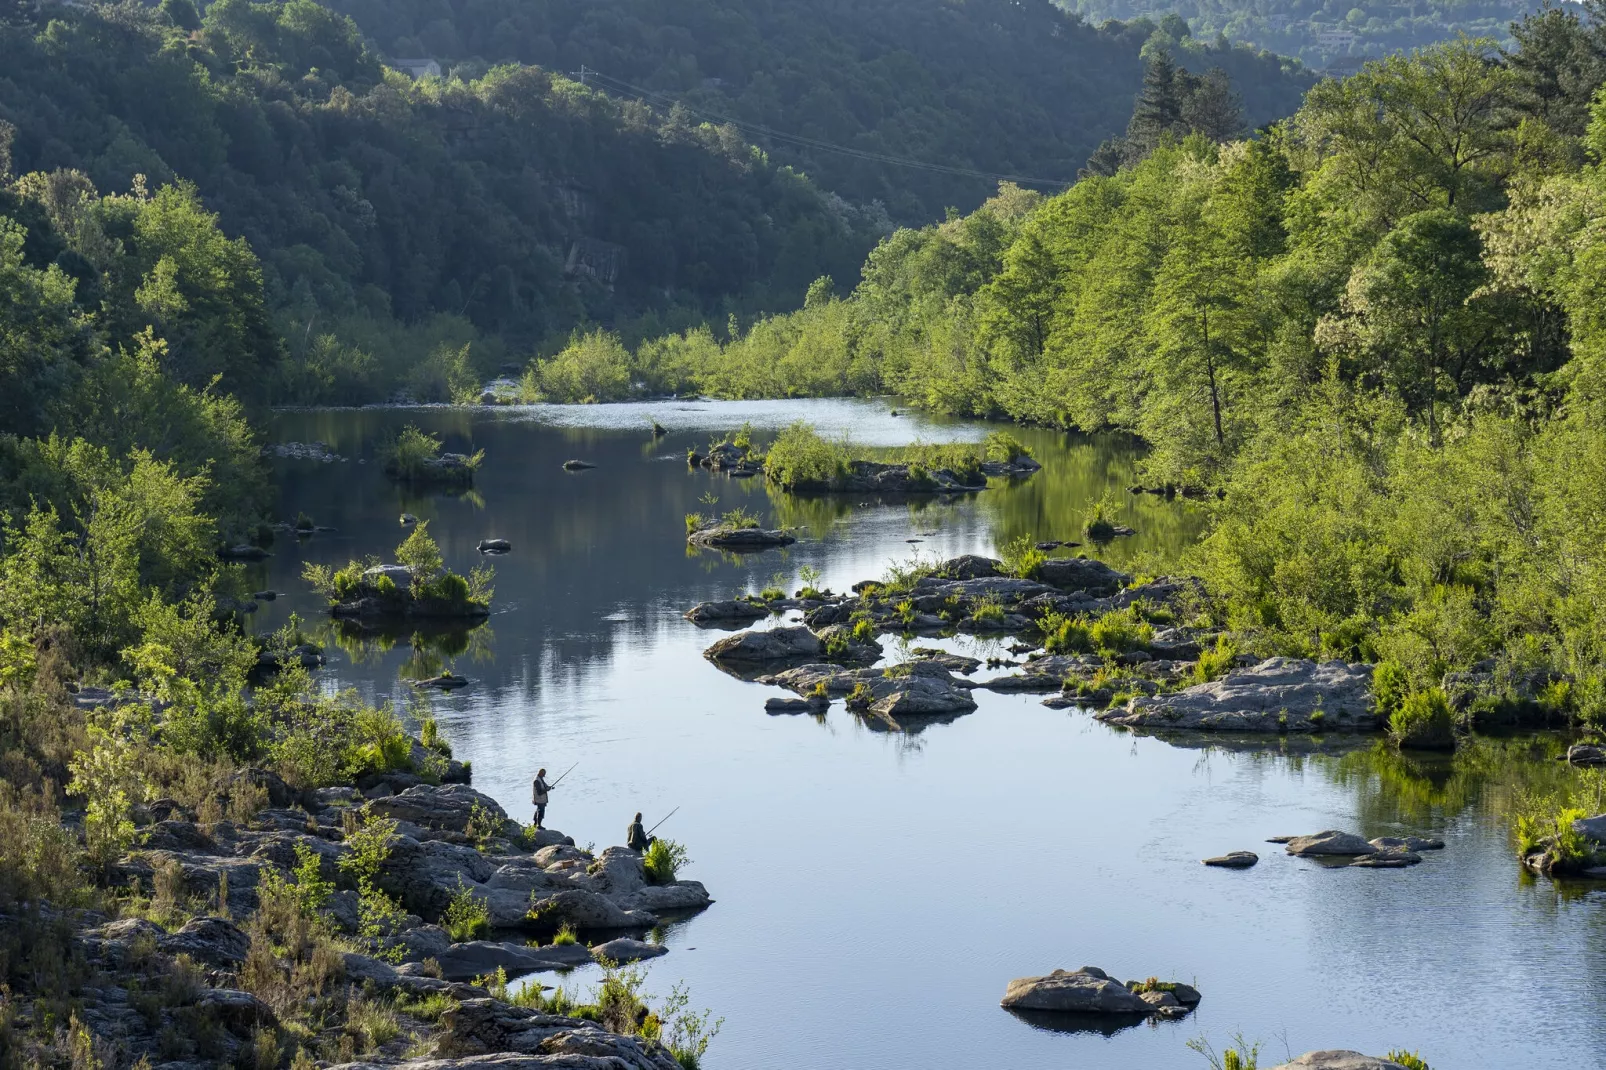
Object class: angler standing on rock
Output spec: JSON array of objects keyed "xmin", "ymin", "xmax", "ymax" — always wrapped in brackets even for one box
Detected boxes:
[
  {"xmin": 532, "ymin": 768, "xmax": 551, "ymax": 828},
  {"xmin": 627, "ymin": 811, "xmax": 651, "ymax": 852}
]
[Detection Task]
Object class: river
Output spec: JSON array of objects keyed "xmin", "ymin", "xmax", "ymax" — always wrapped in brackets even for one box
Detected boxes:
[{"xmin": 250, "ymin": 399, "xmax": 1604, "ymax": 1070}]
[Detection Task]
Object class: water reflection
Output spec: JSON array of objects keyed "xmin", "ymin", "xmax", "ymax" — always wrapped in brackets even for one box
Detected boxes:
[{"xmin": 255, "ymin": 400, "xmax": 1605, "ymax": 1070}]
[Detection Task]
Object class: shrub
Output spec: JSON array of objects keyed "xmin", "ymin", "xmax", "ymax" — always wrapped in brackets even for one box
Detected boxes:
[
  {"xmin": 684, "ymin": 512, "xmax": 710, "ymax": 534},
  {"xmin": 720, "ymin": 506, "xmax": 761, "ymax": 530},
  {"xmin": 443, "ymin": 878, "xmax": 491, "ymax": 942},
  {"xmin": 1083, "ymin": 494, "xmax": 1120, "ymax": 541},
  {"xmin": 1373, "ymin": 659, "xmax": 1410, "ymax": 719},
  {"xmin": 1040, "ymin": 611, "xmax": 1093, "ymax": 654},
  {"xmin": 764, "ymin": 422, "xmax": 851, "ymax": 488},
  {"xmin": 382, "ymin": 426, "xmax": 443, "ymax": 480},
  {"xmin": 970, "ymin": 594, "xmax": 1005, "ymax": 622},
  {"xmin": 845, "ymin": 681, "xmax": 874, "ymax": 708},
  {"xmin": 660, "ymin": 982, "xmax": 723, "ymax": 1070},
  {"xmin": 552, "ymin": 924, "xmax": 579, "ymax": 946},
  {"xmin": 851, "ymin": 618, "xmax": 878, "ymax": 643},
  {"xmin": 420, "ymin": 717, "xmax": 451, "ymax": 757},
  {"xmin": 984, "ymin": 431, "xmax": 1033, "ymax": 462},
  {"xmin": 528, "ymin": 330, "xmax": 634, "ymax": 403},
  {"xmin": 643, "ymin": 838, "xmax": 690, "ymax": 885},
  {"xmin": 1088, "ymin": 607, "xmax": 1153, "ymax": 655},
  {"xmin": 1194, "ymin": 637, "xmax": 1238, "ymax": 684},
  {"xmin": 1388, "ymin": 688, "xmax": 1456, "ymax": 751},
  {"xmin": 999, "ymin": 535, "xmax": 1046, "ymax": 579},
  {"xmin": 1386, "ymin": 1053, "xmax": 1431, "ymax": 1070}
]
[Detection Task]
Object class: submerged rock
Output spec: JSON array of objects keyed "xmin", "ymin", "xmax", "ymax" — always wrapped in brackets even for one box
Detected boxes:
[
  {"xmin": 686, "ymin": 527, "xmax": 797, "ymax": 551},
  {"xmin": 765, "ymin": 695, "xmax": 829, "ymax": 714},
  {"xmin": 1201, "ymin": 851, "xmax": 1259, "ymax": 868},
  {"xmin": 432, "ymin": 941, "xmax": 592, "ymax": 982},
  {"xmin": 561, "ymin": 459, "xmax": 595, "ymax": 470},
  {"xmin": 1349, "ymin": 849, "xmax": 1422, "ymax": 868},
  {"xmin": 1369, "ymin": 836, "xmax": 1445, "ymax": 852},
  {"xmin": 477, "ymin": 539, "xmax": 511, "ymax": 554},
  {"xmin": 1098, "ymin": 658, "xmax": 1375, "ymax": 733}
]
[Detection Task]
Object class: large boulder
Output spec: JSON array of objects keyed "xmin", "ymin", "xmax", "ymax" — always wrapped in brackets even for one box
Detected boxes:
[
  {"xmin": 526, "ymin": 888, "xmax": 649, "ymax": 930},
  {"xmin": 703, "ymin": 625, "xmax": 821, "ymax": 663},
  {"xmin": 369, "ymin": 784, "xmax": 509, "ymax": 837},
  {"xmin": 432, "ymin": 941, "xmax": 593, "ymax": 982},
  {"xmin": 686, "ymin": 528, "xmax": 796, "ymax": 551},
  {"xmin": 1282, "ymin": 830, "xmax": 1377, "ymax": 857},
  {"xmin": 934, "ymin": 555, "xmax": 1002, "ymax": 580},
  {"xmin": 999, "ymin": 967, "xmax": 1150, "ymax": 1014},
  {"xmin": 159, "ymin": 916, "xmax": 250, "ymax": 967},
  {"xmin": 432, "ymin": 1000, "xmax": 681, "ymax": 1069},
  {"xmin": 1099, "ymin": 658, "xmax": 1376, "ymax": 732},
  {"xmin": 868, "ymin": 675, "xmax": 979, "ymax": 722},
  {"xmin": 683, "ymin": 600, "xmax": 769, "ymax": 627},
  {"xmin": 1573, "ymin": 812, "xmax": 1606, "ymax": 844},
  {"xmin": 1269, "ymin": 1054, "xmax": 1410, "ymax": 1070},
  {"xmin": 590, "ymin": 938, "xmax": 668, "ymax": 964},
  {"xmin": 1034, "ymin": 557, "xmax": 1129, "ymax": 594}
]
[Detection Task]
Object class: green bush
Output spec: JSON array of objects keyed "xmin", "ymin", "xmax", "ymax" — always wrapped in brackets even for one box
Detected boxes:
[
  {"xmin": 999, "ymin": 535, "xmax": 1046, "ymax": 579},
  {"xmin": 720, "ymin": 506, "xmax": 761, "ymax": 530},
  {"xmin": 1082, "ymin": 494, "xmax": 1120, "ymax": 541},
  {"xmin": 1088, "ymin": 607, "xmax": 1153, "ymax": 655},
  {"xmin": 1041, "ymin": 611, "xmax": 1093, "ymax": 654},
  {"xmin": 764, "ymin": 422, "xmax": 852, "ymax": 488},
  {"xmin": 983, "ymin": 431, "xmax": 1033, "ymax": 462},
  {"xmin": 1373, "ymin": 659, "xmax": 1410, "ymax": 719},
  {"xmin": 443, "ymin": 878, "xmax": 492, "ymax": 942},
  {"xmin": 642, "ymin": 838, "xmax": 690, "ymax": 885},
  {"xmin": 552, "ymin": 924, "xmax": 579, "ymax": 946},
  {"xmin": 1388, "ymin": 688, "xmax": 1456, "ymax": 751},
  {"xmin": 1386, "ymin": 1052, "xmax": 1431, "ymax": 1070},
  {"xmin": 526, "ymin": 330, "xmax": 634, "ymax": 403},
  {"xmin": 1194, "ymin": 637, "xmax": 1238, "ymax": 683}
]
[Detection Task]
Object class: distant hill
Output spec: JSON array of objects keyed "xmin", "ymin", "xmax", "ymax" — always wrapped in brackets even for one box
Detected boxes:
[
  {"xmin": 1064, "ymin": 0, "xmax": 1538, "ymax": 68},
  {"xmin": 325, "ymin": 0, "xmax": 1317, "ymax": 221}
]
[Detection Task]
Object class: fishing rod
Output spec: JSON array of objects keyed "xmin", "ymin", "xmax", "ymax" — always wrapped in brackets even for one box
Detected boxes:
[
  {"xmin": 549, "ymin": 761, "xmax": 579, "ymax": 788},
  {"xmin": 647, "ymin": 806, "xmax": 680, "ymax": 836}
]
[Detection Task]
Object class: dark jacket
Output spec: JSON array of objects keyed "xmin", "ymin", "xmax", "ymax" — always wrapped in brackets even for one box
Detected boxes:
[{"xmin": 627, "ymin": 820, "xmax": 650, "ymax": 852}]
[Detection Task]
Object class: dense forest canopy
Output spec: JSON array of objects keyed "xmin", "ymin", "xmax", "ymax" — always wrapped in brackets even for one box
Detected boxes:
[
  {"xmin": 1066, "ymin": 0, "xmax": 1538, "ymax": 65},
  {"xmin": 0, "ymin": 0, "xmax": 891, "ymax": 402},
  {"xmin": 323, "ymin": 0, "xmax": 1315, "ymax": 221}
]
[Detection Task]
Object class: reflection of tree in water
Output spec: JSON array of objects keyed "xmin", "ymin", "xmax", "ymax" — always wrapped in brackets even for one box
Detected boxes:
[
  {"xmin": 1310, "ymin": 736, "xmax": 1589, "ymax": 837},
  {"xmin": 317, "ymin": 619, "xmax": 495, "ymax": 680}
]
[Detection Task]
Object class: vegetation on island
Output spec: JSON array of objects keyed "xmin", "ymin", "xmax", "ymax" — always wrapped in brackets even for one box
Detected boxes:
[
  {"xmin": 303, "ymin": 522, "xmax": 494, "ymax": 619},
  {"xmin": 378, "ymin": 425, "xmax": 484, "ymax": 487}
]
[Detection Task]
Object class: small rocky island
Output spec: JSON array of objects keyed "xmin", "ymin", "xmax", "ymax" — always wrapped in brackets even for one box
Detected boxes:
[
  {"xmin": 303, "ymin": 522, "xmax": 493, "ymax": 623},
  {"xmin": 688, "ymin": 422, "xmax": 1042, "ymax": 495},
  {"xmin": 1001, "ymin": 966, "xmax": 1200, "ymax": 1021},
  {"xmin": 381, "ymin": 425, "xmax": 483, "ymax": 488}
]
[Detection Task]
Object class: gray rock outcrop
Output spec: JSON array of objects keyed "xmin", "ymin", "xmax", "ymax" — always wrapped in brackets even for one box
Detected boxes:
[
  {"xmin": 1282, "ymin": 830, "xmax": 1378, "ymax": 857},
  {"xmin": 1202, "ymin": 851, "xmax": 1259, "ymax": 868},
  {"xmin": 686, "ymin": 527, "xmax": 796, "ymax": 551},
  {"xmin": 1270, "ymin": 1054, "xmax": 1410, "ymax": 1070},
  {"xmin": 703, "ymin": 625, "xmax": 821, "ymax": 663},
  {"xmin": 1000, "ymin": 967, "xmax": 1151, "ymax": 1014},
  {"xmin": 1098, "ymin": 658, "xmax": 1376, "ymax": 732},
  {"xmin": 683, "ymin": 600, "xmax": 769, "ymax": 627}
]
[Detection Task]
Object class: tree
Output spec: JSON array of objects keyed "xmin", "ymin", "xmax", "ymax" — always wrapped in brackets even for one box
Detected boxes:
[{"xmin": 1324, "ymin": 209, "xmax": 1493, "ymax": 443}]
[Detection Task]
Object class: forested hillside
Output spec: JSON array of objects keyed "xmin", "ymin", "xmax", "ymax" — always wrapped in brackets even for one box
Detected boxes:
[
  {"xmin": 0, "ymin": 0, "xmax": 885, "ymax": 403},
  {"xmin": 1066, "ymin": 0, "xmax": 1536, "ymax": 66},
  {"xmin": 547, "ymin": 8, "xmax": 1606, "ymax": 719},
  {"xmin": 324, "ymin": 0, "xmax": 1315, "ymax": 221}
]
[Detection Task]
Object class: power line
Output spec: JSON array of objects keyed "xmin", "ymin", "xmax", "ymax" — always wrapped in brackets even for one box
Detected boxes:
[{"xmin": 571, "ymin": 65, "xmax": 1071, "ymax": 189}]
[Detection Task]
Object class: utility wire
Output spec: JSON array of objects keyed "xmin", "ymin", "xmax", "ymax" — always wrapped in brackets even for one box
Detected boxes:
[{"xmin": 572, "ymin": 65, "xmax": 1071, "ymax": 189}]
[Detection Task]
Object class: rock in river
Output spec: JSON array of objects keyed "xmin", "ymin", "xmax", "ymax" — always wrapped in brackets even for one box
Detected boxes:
[
  {"xmin": 1202, "ymin": 851, "xmax": 1259, "ymax": 868},
  {"xmin": 590, "ymin": 938, "xmax": 668, "ymax": 964},
  {"xmin": 477, "ymin": 539, "xmax": 511, "ymax": 554},
  {"xmin": 1000, "ymin": 967, "xmax": 1150, "ymax": 1014},
  {"xmin": 683, "ymin": 599, "xmax": 770, "ymax": 627},
  {"xmin": 1097, "ymin": 657, "xmax": 1375, "ymax": 733},
  {"xmin": 704, "ymin": 625, "xmax": 820, "ymax": 663},
  {"xmin": 1270, "ymin": 1054, "xmax": 1412, "ymax": 1070},
  {"xmin": 686, "ymin": 527, "xmax": 797, "ymax": 551},
  {"xmin": 432, "ymin": 941, "xmax": 593, "ymax": 982},
  {"xmin": 1281, "ymin": 830, "xmax": 1377, "ymax": 857}
]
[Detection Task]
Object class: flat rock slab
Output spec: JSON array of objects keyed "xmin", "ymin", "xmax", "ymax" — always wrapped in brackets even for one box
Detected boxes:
[
  {"xmin": 590, "ymin": 938, "xmax": 668, "ymax": 964},
  {"xmin": 704, "ymin": 625, "xmax": 820, "ymax": 663},
  {"xmin": 973, "ymin": 673, "xmax": 1061, "ymax": 693},
  {"xmin": 683, "ymin": 600, "xmax": 769, "ymax": 627},
  {"xmin": 687, "ymin": 527, "xmax": 796, "ymax": 551},
  {"xmin": 1270, "ymin": 1053, "xmax": 1411, "ymax": 1070},
  {"xmin": 1349, "ymin": 850, "xmax": 1422, "ymax": 868},
  {"xmin": 999, "ymin": 967, "xmax": 1149, "ymax": 1014},
  {"xmin": 433, "ymin": 941, "xmax": 592, "ymax": 982},
  {"xmin": 764, "ymin": 695, "xmax": 828, "ymax": 715},
  {"xmin": 1567, "ymin": 744, "xmax": 1605, "ymax": 766},
  {"xmin": 1283, "ymin": 831, "xmax": 1377, "ymax": 857},
  {"xmin": 1034, "ymin": 557, "xmax": 1129, "ymax": 594},
  {"xmin": 1202, "ymin": 851, "xmax": 1259, "ymax": 868},
  {"xmin": 1097, "ymin": 657, "xmax": 1375, "ymax": 733}
]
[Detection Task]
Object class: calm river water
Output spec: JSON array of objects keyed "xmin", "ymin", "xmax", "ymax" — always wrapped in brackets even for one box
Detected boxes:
[{"xmin": 252, "ymin": 400, "xmax": 1604, "ymax": 1070}]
